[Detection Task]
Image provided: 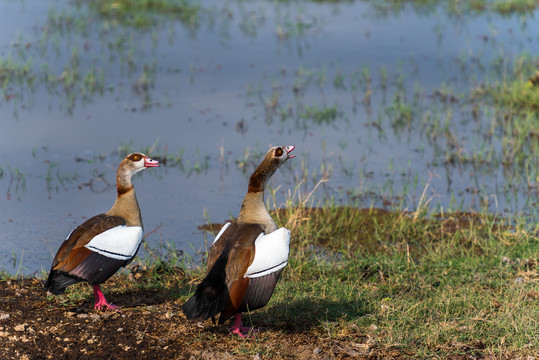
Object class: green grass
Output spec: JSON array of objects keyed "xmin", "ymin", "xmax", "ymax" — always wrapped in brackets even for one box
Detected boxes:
[
  {"xmin": 94, "ymin": 189, "xmax": 536, "ymax": 357},
  {"xmin": 14, "ymin": 190, "xmax": 536, "ymax": 358},
  {"xmin": 158, "ymin": 202, "xmax": 537, "ymax": 357},
  {"xmin": 258, "ymin": 202, "xmax": 538, "ymax": 357}
]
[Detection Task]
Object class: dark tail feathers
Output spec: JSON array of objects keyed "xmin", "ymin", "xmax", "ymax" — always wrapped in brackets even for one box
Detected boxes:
[
  {"xmin": 44, "ymin": 270, "xmax": 79, "ymax": 295},
  {"xmin": 182, "ymin": 251, "xmax": 229, "ymax": 321}
]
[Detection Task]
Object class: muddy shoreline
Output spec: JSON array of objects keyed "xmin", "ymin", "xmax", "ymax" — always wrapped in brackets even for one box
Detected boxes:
[{"xmin": 0, "ymin": 278, "xmax": 395, "ymax": 360}]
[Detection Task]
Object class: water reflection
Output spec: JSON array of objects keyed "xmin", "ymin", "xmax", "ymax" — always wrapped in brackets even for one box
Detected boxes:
[{"xmin": 0, "ymin": 0, "xmax": 537, "ymax": 273}]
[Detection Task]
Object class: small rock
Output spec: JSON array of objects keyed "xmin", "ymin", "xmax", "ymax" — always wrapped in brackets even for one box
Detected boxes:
[
  {"xmin": 313, "ymin": 348, "xmax": 321, "ymax": 355},
  {"xmin": 501, "ymin": 256, "xmax": 511, "ymax": 264},
  {"xmin": 369, "ymin": 324, "xmax": 378, "ymax": 331},
  {"xmin": 88, "ymin": 339, "xmax": 94, "ymax": 344},
  {"xmin": 89, "ymin": 314, "xmax": 100, "ymax": 322},
  {"xmin": 0, "ymin": 313, "xmax": 10, "ymax": 320},
  {"xmin": 77, "ymin": 314, "xmax": 88, "ymax": 319},
  {"xmin": 0, "ymin": 331, "xmax": 8, "ymax": 337},
  {"xmin": 64, "ymin": 338, "xmax": 70, "ymax": 342},
  {"xmin": 14, "ymin": 324, "xmax": 26, "ymax": 332},
  {"xmin": 117, "ymin": 328, "xmax": 123, "ymax": 332},
  {"xmin": 515, "ymin": 277, "xmax": 526, "ymax": 284}
]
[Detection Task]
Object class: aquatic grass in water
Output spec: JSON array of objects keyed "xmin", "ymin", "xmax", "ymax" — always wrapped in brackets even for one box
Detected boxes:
[
  {"xmin": 0, "ymin": 1, "xmax": 189, "ymax": 114},
  {"xmin": 365, "ymin": 0, "xmax": 539, "ymax": 17},
  {"xmin": 469, "ymin": 56, "xmax": 539, "ymax": 190},
  {"xmin": 244, "ymin": 45, "xmax": 538, "ymax": 216},
  {"xmin": 88, "ymin": 0, "xmax": 201, "ymax": 28},
  {"xmin": 1, "ymin": 0, "xmax": 539, "ymax": 278}
]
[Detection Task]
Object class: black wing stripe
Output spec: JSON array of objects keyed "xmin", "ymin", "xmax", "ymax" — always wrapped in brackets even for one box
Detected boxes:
[
  {"xmin": 246, "ymin": 260, "xmax": 287, "ymax": 277},
  {"xmin": 86, "ymin": 245, "xmax": 133, "ymax": 259}
]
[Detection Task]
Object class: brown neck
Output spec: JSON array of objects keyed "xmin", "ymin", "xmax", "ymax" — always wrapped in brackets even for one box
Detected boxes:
[
  {"xmin": 237, "ymin": 191, "xmax": 277, "ymax": 233},
  {"xmin": 237, "ymin": 154, "xmax": 283, "ymax": 233},
  {"xmin": 106, "ymin": 164, "xmax": 143, "ymax": 227},
  {"xmin": 247, "ymin": 158, "xmax": 279, "ymax": 193},
  {"xmin": 107, "ymin": 189, "xmax": 143, "ymax": 227},
  {"xmin": 116, "ymin": 166, "xmax": 134, "ymax": 194}
]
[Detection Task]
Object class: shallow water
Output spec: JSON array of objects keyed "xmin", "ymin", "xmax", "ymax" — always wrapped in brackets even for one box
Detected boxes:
[{"xmin": 0, "ymin": 0, "xmax": 537, "ymax": 274}]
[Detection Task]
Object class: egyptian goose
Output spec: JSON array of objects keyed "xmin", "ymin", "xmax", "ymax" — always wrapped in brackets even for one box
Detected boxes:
[
  {"xmin": 44, "ymin": 153, "xmax": 159, "ymax": 310},
  {"xmin": 183, "ymin": 145, "xmax": 295, "ymax": 337}
]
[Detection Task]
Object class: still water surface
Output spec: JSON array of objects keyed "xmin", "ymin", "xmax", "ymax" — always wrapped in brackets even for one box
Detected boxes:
[{"xmin": 0, "ymin": 0, "xmax": 537, "ymax": 274}]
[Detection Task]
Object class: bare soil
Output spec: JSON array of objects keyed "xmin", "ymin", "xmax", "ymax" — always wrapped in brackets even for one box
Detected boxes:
[{"xmin": 0, "ymin": 278, "xmax": 405, "ymax": 360}]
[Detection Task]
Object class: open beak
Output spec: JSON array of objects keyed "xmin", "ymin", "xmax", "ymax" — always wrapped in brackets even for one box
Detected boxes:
[
  {"xmin": 285, "ymin": 145, "xmax": 296, "ymax": 159},
  {"xmin": 144, "ymin": 156, "xmax": 160, "ymax": 167}
]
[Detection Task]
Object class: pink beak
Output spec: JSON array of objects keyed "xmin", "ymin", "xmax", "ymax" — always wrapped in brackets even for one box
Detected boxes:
[
  {"xmin": 144, "ymin": 156, "xmax": 160, "ymax": 167},
  {"xmin": 286, "ymin": 145, "xmax": 296, "ymax": 159}
]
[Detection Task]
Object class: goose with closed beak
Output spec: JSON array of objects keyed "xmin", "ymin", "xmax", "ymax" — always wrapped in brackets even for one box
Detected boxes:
[
  {"xmin": 183, "ymin": 145, "xmax": 295, "ymax": 337},
  {"xmin": 45, "ymin": 152, "xmax": 159, "ymax": 310}
]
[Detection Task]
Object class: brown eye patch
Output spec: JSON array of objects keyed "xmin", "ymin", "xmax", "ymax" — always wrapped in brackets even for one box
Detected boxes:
[
  {"xmin": 275, "ymin": 148, "xmax": 283, "ymax": 157},
  {"xmin": 129, "ymin": 153, "xmax": 141, "ymax": 161}
]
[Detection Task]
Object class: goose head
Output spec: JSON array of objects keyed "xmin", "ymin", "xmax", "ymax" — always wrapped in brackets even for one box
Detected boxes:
[
  {"xmin": 116, "ymin": 153, "xmax": 160, "ymax": 194},
  {"xmin": 248, "ymin": 145, "xmax": 295, "ymax": 193},
  {"xmin": 122, "ymin": 152, "xmax": 160, "ymax": 175}
]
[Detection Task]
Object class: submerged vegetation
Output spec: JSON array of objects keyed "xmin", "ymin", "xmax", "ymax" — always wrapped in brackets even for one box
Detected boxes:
[
  {"xmin": 366, "ymin": 0, "xmax": 539, "ymax": 16},
  {"xmin": 88, "ymin": 0, "xmax": 201, "ymax": 28},
  {"xmin": 0, "ymin": 0, "xmax": 536, "ymax": 235}
]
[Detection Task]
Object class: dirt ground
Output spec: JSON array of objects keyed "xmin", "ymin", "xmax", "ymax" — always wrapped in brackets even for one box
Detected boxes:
[{"xmin": 0, "ymin": 278, "xmax": 410, "ymax": 360}]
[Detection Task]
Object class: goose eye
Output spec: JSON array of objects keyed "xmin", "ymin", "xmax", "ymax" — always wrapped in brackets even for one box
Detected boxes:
[
  {"xmin": 130, "ymin": 154, "xmax": 140, "ymax": 161},
  {"xmin": 275, "ymin": 148, "xmax": 283, "ymax": 157}
]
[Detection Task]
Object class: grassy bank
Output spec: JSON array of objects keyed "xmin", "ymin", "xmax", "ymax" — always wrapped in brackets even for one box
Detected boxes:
[
  {"xmin": 2, "ymin": 200, "xmax": 536, "ymax": 359},
  {"xmin": 270, "ymin": 206, "xmax": 538, "ymax": 357}
]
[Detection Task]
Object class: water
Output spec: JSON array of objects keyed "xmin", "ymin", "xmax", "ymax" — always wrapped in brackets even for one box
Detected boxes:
[{"xmin": 0, "ymin": 0, "xmax": 537, "ymax": 274}]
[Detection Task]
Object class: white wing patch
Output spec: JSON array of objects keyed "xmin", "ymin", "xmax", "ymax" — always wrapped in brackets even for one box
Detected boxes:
[
  {"xmin": 212, "ymin": 222, "xmax": 232, "ymax": 245},
  {"xmin": 245, "ymin": 227, "xmax": 290, "ymax": 278},
  {"xmin": 85, "ymin": 226, "xmax": 143, "ymax": 261}
]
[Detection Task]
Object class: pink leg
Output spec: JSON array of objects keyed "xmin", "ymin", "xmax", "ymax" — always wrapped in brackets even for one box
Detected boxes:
[
  {"xmin": 229, "ymin": 313, "xmax": 258, "ymax": 338},
  {"xmin": 93, "ymin": 285, "xmax": 119, "ymax": 311}
]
